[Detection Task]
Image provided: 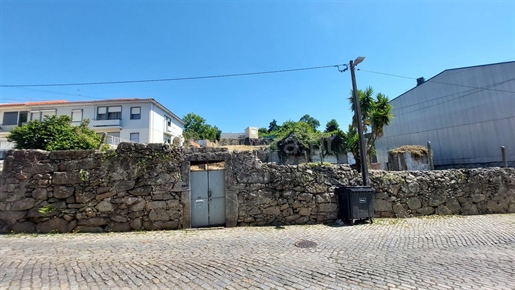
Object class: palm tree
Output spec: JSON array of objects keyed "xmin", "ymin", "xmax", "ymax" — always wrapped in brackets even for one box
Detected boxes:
[{"xmin": 347, "ymin": 87, "xmax": 393, "ymax": 171}]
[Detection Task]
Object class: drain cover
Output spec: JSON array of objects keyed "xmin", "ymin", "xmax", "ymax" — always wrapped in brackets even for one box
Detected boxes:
[{"xmin": 294, "ymin": 240, "xmax": 317, "ymax": 248}]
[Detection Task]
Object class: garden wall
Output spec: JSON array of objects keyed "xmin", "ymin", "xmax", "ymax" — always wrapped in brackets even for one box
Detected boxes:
[{"xmin": 1, "ymin": 144, "xmax": 514, "ymax": 233}]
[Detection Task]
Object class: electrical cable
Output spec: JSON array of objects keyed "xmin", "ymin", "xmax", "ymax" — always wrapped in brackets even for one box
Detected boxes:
[{"xmin": 0, "ymin": 64, "xmax": 343, "ymax": 88}]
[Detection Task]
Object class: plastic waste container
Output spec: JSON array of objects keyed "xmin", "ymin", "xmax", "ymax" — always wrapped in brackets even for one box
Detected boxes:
[{"xmin": 336, "ymin": 186, "xmax": 375, "ymax": 225}]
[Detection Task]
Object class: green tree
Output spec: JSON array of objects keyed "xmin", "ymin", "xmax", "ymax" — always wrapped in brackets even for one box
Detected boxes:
[
  {"xmin": 322, "ymin": 118, "xmax": 347, "ymax": 158},
  {"xmin": 268, "ymin": 119, "xmax": 280, "ymax": 133},
  {"xmin": 7, "ymin": 115, "xmax": 101, "ymax": 151},
  {"xmin": 324, "ymin": 119, "xmax": 340, "ymax": 133},
  {"xmin": 299, "ymin": 114, "xmax": 320, "ymax": 131},
  {"xmin": 182, "ymin": 113, "xmax": 221, "ymax": 142},
  {"xmin": 348, "ymin": 86, "xmax": 393, "ymax": 171}
]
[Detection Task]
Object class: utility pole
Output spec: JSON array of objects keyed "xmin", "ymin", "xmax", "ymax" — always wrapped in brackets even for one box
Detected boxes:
[{"xmin": 349, "ymin": 58, "xmax": 369, "ymax": 186}]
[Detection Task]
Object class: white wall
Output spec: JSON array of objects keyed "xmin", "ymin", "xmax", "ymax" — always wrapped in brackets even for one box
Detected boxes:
[
  {"xmin": 117, "ymin": 102, "xmax": 151, "ymax": 143},
  {"xmin": 150, "ymin": 105, "xmax": 183, "ymax": 144},
  {"xmin": 1, "ymin": 99, "xmax": 183, "ymax": 145}
]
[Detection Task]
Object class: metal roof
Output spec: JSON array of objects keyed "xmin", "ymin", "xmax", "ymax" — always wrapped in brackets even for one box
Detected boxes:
[{"xmin": 390, "ymin": 60, "xmax": 515, "ymax": 102}]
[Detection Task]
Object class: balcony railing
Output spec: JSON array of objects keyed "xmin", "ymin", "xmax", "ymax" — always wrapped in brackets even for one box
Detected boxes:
[
  {"xmin": 0, "ymin": 140, "xmax": 14, "ymax": 150},
  {"xmin": 166, "ymin": 125, "xmax": 181, "ymax": 135},
  {"xmin": 91, "ymin": 119, "xmax": 122, "ymax": 127},
  {"xmin": 0, "ymin": 125, "xmax": 18, "ymax": 132},
  {"xmin": 105, "ymin": 136, "xmax": 135, "ymax": 147}
]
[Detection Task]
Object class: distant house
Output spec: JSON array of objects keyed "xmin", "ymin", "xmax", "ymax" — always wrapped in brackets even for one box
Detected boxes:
[
  {"xmin": 375, "ymin": 61, "xmax": 515, "ymax": 169},
  {"xmin": 0, "ymin": 98, "xmax": 184, "ymax": 150}
]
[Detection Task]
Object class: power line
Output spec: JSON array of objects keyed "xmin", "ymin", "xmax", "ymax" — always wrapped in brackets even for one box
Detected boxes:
[
  {"xmin": 0, "ymin": 64, "xmax": 343, "ymax": 88},
  {"xmin": 11, "ymin": 87, "xmax": 105, "ymax": 100},
  {"xmin": 357, "ymin": 69, "xmax": 417, "ymax": 80}
]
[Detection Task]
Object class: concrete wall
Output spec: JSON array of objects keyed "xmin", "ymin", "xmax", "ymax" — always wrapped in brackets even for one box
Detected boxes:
[
  {"xmin": 1, "ymin": 146, "xmax": 514, "ymax": 233},
  {"xmin": 388, "ymin": 152, "xmax": 430, "ymax": 171}
]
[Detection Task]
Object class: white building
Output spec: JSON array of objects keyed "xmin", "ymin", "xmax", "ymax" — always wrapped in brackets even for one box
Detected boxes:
[{"xmin": 0, "ymin": 98, "xmax": 184, "ymax": 149}]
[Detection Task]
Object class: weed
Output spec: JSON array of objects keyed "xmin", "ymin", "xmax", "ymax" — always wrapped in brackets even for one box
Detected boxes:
[
  {"xmin": 38, "ymin": 205, "xmax": 62, "ymax": 216},
  {"xmin": 79, "ymin": 169, "xmax": 90, "ymax": 182}
]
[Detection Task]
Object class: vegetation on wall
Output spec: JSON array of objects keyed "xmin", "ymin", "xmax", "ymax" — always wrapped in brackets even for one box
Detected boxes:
[
  {"xmin": 7, "ymin": 115, "xmax": 102, "ymax": 151},
  {"xmin": 389, "ymin": 145, "xmax": 429, "ymax": 158}
]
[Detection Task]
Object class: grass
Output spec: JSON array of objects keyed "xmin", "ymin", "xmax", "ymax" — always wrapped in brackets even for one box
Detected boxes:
[{"xmin": 388, "ymin": 145, "xmax": 429, "ymax": 158}]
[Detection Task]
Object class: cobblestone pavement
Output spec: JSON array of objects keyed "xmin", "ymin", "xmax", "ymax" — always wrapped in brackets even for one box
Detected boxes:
[{"xmin": 1, "ymin": 214, "xmax": 514, "ymax": 290}]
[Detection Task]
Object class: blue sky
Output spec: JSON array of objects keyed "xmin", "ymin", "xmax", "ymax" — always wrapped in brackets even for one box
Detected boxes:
[{"xmin": 1, "ymin": 0, "xmax": 514, "ymax": 133}]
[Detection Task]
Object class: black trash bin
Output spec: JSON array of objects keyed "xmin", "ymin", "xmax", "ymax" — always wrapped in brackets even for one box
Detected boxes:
[{"xmin": 336, "ymin": 186, "xmax": 375, "ymax": 225}]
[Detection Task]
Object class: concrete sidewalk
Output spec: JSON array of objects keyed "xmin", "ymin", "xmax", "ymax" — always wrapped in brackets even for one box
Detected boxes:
[{"xmin": 1, "ymin": 214, "xmax": 514, "ymax": 289}]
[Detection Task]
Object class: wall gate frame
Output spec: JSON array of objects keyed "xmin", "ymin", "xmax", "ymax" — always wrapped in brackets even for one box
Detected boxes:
[{"xmin": 181, "ymin": 148, "xmax": 237, "ymax": 228}]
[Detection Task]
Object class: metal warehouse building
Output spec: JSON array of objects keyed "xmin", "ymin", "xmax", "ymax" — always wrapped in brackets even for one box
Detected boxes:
[{"xmin": 375, "ymin": 61, "xmax": 515, "ymax": 169}]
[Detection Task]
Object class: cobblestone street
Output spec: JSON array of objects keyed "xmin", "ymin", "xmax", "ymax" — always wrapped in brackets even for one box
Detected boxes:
[{"xmin": 1, "ymin": 214, "xmax": 514, "ymax": 290}]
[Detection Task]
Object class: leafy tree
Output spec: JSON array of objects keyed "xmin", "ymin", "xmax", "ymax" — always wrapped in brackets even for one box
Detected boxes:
[
  {"xmin": 321, "ymin": 119, "xmax": 347, "ymax": 160},
  {"xmin": 182, "ymin": 113, "xmax": 221, "ymax": 142},
  {"xmin": 258, "ymin": 127, "xmax": 268, "ymax": 136},
  {"xmin": 299, "ymin": 114, "xmax": 320, "ymax": 131},
  {"xmin": 7, "ymin": 115, "xmax": 101, "ymax": 151},
  {"xmin": 214, "ymin": 126, "xmax": 222, "ymax": 141},
  {"xmin": 268, "ymin": 119, "xmax": 280, "ymax": 133},
  {"xmin": 348, "ymin": 86, "xmax": 393, "ymax": 171},
  {"xmin": 324, "ymin": 119, "xmax": 340, "ymax": 133}
]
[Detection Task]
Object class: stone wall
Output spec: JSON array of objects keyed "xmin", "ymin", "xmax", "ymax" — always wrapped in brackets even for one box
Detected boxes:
[
  {"xmin": 232, "ymin": 154, "xmax": 515, "ymax": 225},
  {"xmin": 1, "ymin": 145, "xmax": 514, "ymax": 233},
  {"xmin": 0, "ymin": 143, "xmax": 185, "ymax": 233}
]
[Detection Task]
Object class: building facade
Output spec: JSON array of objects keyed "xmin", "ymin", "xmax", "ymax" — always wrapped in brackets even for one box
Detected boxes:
[
  {"xmin": 0, "ymin": 98, "xmax": 184, "ymax": 150},
  {"xmin": 375, "ymin": 61, "xmax": 515, "ymax": 169}
]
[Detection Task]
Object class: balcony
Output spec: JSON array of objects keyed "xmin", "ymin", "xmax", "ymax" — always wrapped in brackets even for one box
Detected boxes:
[
  {"xmin": 90, "ymin": 119, "xmax": 122, "ymax": 128},
  {"xmin": 0, "ymin": 125, "xmax": 18, "ymax": 133},
  {"xmin": 166, "ymin": 125, "xmax": 181, "ymax": 136},
  {"xmin": 105, "ymin": 135, "xmax": 134, "ymax": 148}
]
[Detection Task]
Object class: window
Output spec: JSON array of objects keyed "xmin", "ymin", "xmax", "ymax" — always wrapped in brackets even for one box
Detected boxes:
[
  {"xmin": 3, "ymin": 112, "xmax": 18, "ymax": 125},
  {"xmin": 97, "ymin": 106, "xmax": 122, "ymax": 120},
  {"xmin": 165, "ymin": 116, "xmax": 172, "ymax": 127},
  {"xmin": 41, "ymin": 110, "xmax": 56, "ymax": 120},
  {"xmin": 130, "ymin": 107, "xmax": 141, "ymax": 119},
  {"xmin": 30, "ymin": 111, "xmax": 41, "ymax": 121},
  {"xmin": 71, "ymin": 109, "xmax": 83, "ymax": 122},
  {"xmin": 108, "ymin": 106, "xmax": 121, "ymax": 120},
  {"xmin": 130, "ymin": 132, "xmax": 140, "ymax": 143},
  {"xmin": 19, "ymin": 112, "xmax": 28, "ymax": 125},
  {"xmin": 97, "ymin": 107, "xmax": 107, "ymax": 120}
]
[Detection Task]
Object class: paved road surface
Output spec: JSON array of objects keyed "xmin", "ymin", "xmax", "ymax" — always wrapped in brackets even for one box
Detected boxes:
[{"xmin": 1, "ymin": 214, "xmax": 514, "ymax": 289}]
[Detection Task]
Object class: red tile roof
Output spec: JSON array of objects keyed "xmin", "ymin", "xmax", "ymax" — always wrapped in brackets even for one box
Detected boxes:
[{"xmin": 0, "ymin": 100, "xmax": 68, "ymax": 107}]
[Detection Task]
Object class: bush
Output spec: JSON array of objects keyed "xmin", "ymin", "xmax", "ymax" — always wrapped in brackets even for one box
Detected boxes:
[{"xmin": 7, "ymin": 115, "xmax": 101, "ymax": 150}]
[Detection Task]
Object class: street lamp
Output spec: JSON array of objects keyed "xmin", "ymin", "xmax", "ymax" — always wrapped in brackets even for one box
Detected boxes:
[{"xmin": 349, "ymin": 57, "xmax": 369, "ymax": 186}]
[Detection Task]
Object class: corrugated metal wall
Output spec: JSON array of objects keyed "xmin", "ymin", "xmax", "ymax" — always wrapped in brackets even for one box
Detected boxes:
[{"xmin": 375, "ymin": 61, "xmax": 515, "ymax": 169}]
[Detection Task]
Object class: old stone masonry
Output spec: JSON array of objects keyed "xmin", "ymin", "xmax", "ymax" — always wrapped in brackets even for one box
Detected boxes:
[{"xmin": 1, "ymin": 143, "xmax": 514, "ymax": 233}]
